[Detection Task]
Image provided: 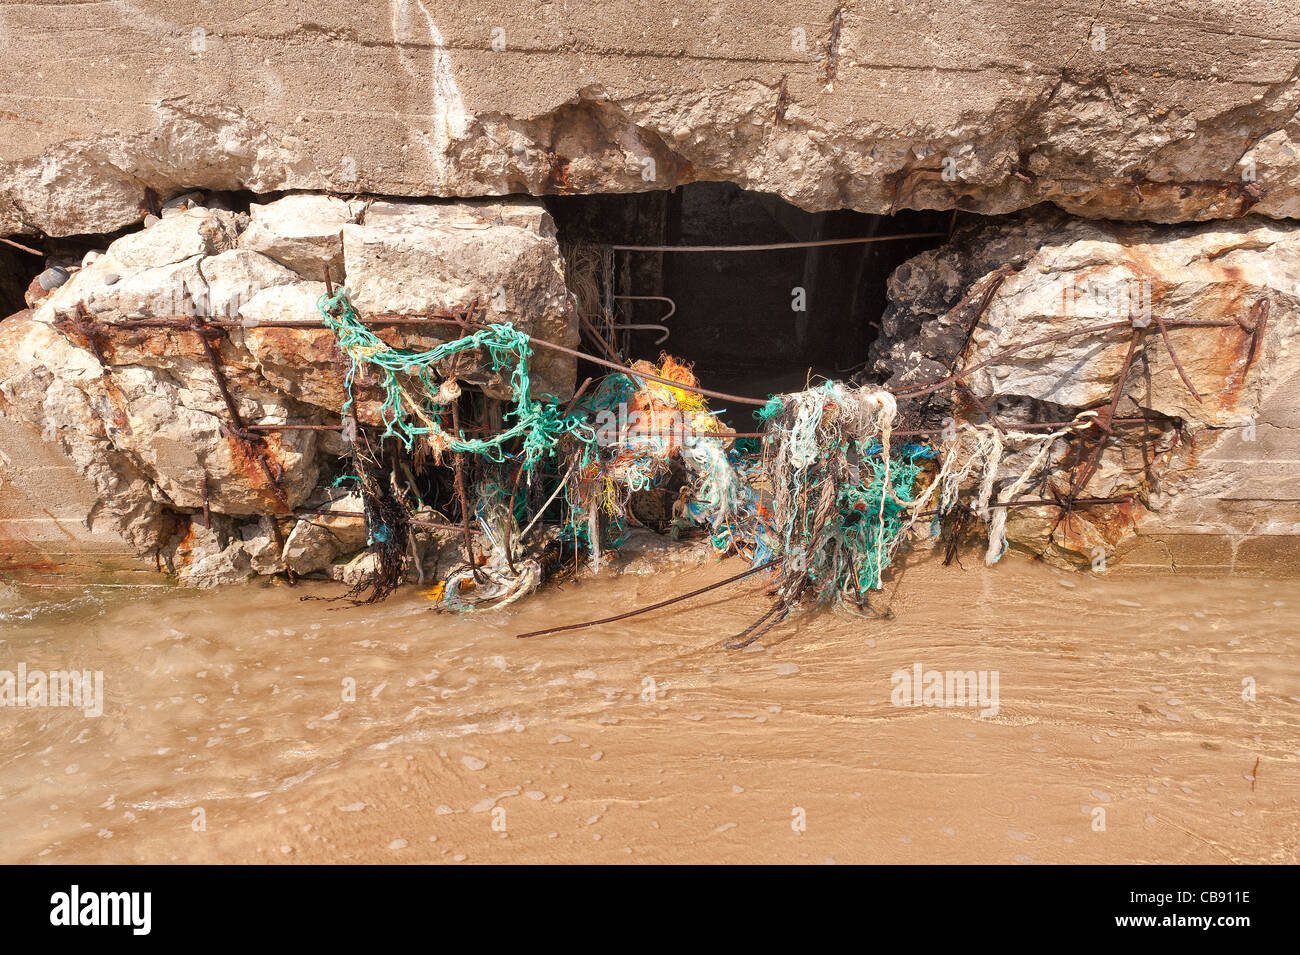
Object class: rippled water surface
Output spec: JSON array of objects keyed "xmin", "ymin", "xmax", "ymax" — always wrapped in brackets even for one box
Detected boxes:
[{"xmin": 1, "ymin": 556, "xmax": 1296, "ymax": 863}]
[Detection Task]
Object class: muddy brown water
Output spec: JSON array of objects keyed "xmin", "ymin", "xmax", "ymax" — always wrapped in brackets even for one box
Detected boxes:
[{"xmin": 0, "ymin": 554, "xmax": 1296, "ymax": 864}]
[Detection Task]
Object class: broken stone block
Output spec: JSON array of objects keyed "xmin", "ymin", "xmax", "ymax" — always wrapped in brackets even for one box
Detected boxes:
[
  {"xmin": 239, "ymin": 194, "xmax": 353, "ymax": 279},
  {"xmin": 877, "ymin": 210, "xmax": 1300, "ymax": 567},
  {"xmin": 343, "ymin": 198, "xmax": 578, "ymax": 401},
  {"xmin": 951, "ymin": 216, "xmax": 1299, "ymax": 430},
  {"xmin": 330, "ymin": 551, "xmax": 378, "ymax": 587},
  {"xmin": 173, "ymin": 518, "xmax": 252, "ymax": 589},
  {"xmin": 105, "ymin": 207, "xmax": 236, "ymax": 272},
  {"xmin": 1, "ymin": 192, "xmax": 588, "ymax": 582},
  {"xmin": 197, "ymin": 249, "xmax": 300, "ymax": 319},
  {"xmin": 282, "ymin": 520, "xmax": 345, "ymax": 576},
  {"xmin": 241, "ymin": 517, "xmax": 283, "ymax": 576},
  {"xmin": 237, "ymin": 281, "xmax": 326, "ymax": 326},
  {"xmin": 281, "ymin": 494, "xmax": 368, "ymax": 575},
  {"xmin": 234, "ymin": 282, "xmax": 357, "ymax": 412},
  {"xmin": 66, "ymin": 255, "xmax": 204, "ymax": 320}
]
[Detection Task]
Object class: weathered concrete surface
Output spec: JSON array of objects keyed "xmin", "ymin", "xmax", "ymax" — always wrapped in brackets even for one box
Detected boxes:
[
  {"xmin": 0, "ymin": 194, "xmax": 576, "ymax": 584},
  {"xmin": 3, "ymin": 2, "xmax": 1300, "ymax": 237},
  {"xmin": 0, "ymin": 412, "xmax": 144, "ymax": 577},
  {"xmin": 875, "ymin": 210, "xmax": 1300, "ymax": 573}
]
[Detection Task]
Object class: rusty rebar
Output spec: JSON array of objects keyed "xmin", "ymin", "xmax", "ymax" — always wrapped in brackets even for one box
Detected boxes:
[
  {"xmin": 58, "ymin": 302, "xmax": 112, "ymax": 368},
  {"xmin": 1152, "ymin": 314, "xmax": 1202, "ymax": 403},
  {"xmin": 105, "ymin": 308, "xmax": 773, "ymax": 406},
  {"xmin": 246, "ymin": 424, "xmax": 341, "ymax": 432},
  {"xmin": 578, "ymin": 313, "xmax": 619, "ymax": 362},
  {"xmin": 608, "ymin": 233, "xmax": 947, "ymax": 253},
  {"xmin": 1243, "ymin": 299, "xmax": 1269, "ymax": 371},
  {"xmin": 0, "ymin": 236, "xmax": 42, "ymax": 256},
  {"xmin": 563, "ymin": 377, "xmax": 596, "ymax": 416},
  {"xmin": 95, "ymin": 304, "xmax": 1234, "ymax": 473},
  {"xmin": 515, "ymin": 557, "xmax": 783, "ymax": 639},
  {"xmin": 112, "ymin": 307, "xmax": 468, "ymax": 330},
  {"xmin": 102, "ymin": 306, "xmax": 1245, "ymax": 414},
  {"xmin": 957, "ymin": 382, "xmax": 1007, "ymax": 434},
  {"xmin": 948, "ymin": 266, "xmax": 1015, "ymax": 373},
  {"xmin": 893, "ymin": 317, "xmax": 1243, "ymax": 401},
  {"xmin": 1069, "ymin": 326, "xmax": 1144, "ymax": 501},
  {"xmin": 105, "ymin": 308, "xmax": 1242, "ymax": 416},
  {"xmin": 201, "ymin": 474, "xmax": 211, "ymax": 530},
  {"xmin": 824, "ymin": 6, "xmax": 844, "ymax": 85},
  {"xmin": 192, "ymin": 321, "xmax": 247, "ymax": 431},
  {"xmin": 914, "ymin": 495, "xmax": 1133, "ymax": 520},
  {"xmin": 184, "ymin": 303, "xmax": 290, "ymax": 512},
  {"xmin": 724, "ymin": 599, "xmax": 790, "ymax": 651},
  {"xmin": 723, "ymin": 415, "xmax": 1165, "ymax": 442},
  {"xmin": 894, "ymin": 320, "xmax": 1133, "ymax": 399},
  {"xmin": 244, "ymin": 414, "xmax": 1166, "ymax": 444}
]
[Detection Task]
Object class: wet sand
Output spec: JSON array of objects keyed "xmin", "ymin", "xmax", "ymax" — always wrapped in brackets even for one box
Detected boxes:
[{"xmin": 1, "ymin": 554, "xmax": 1296, "ymax": 864}]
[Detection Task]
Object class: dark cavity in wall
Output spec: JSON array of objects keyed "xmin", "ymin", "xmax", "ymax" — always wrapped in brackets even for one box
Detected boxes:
[
  {"xmin": 546, "ymin": 183, "xmax": 949, "ymax": 424},
  {"xmin": 0, "ymin": 188, "xmax": 267, "ymax": 320},
  {"xmin": 0, "ymin": 242, "xmax": 36, "ymax": 316}
]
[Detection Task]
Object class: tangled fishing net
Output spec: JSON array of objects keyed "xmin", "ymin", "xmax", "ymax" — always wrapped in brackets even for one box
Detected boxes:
[
  {"xmin": 318, "ymin": 288, "xmax": 593, "ymax": 468},
  {"xmin": 317, "ymin": 288, "xmax": 595, "ymax": 608},
  {"xmin": 558, "ymin": 355, "xmax": 754, "ymax": 571},
  {"xmin": 755, "ymin": 383, "xmax": 930, "ymax": 607},
  {"xmin": 738, "ymin": 383, "xmax": 1086, "ymax": 611},
  {"xmin": 312, "ymin": 287, "xmax": 1085, "ymax": 623},
  {"xmin": 432, "ymin": 477, "xmax": 543, "ymax": 612}
]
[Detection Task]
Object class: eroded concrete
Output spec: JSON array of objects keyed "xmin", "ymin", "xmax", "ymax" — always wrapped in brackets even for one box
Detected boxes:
[{"xmin": 3, "ymin": 2, "xmax": 1299, "ymax": 236}]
